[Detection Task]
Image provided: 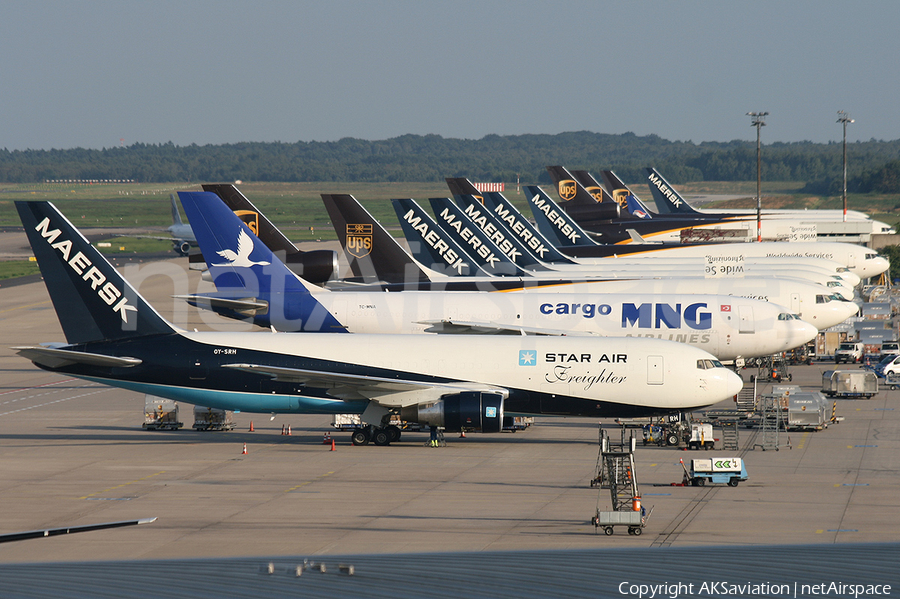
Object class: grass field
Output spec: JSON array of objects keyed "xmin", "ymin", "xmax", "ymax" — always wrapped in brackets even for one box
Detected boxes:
[{"xmin": 3, "ymin": 180, "xmax": 900, "ymax": 234}]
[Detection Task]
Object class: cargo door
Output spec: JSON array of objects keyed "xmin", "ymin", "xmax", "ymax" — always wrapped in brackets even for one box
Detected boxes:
[
  {"xmin": 647, "ymin": 355, "xmax": 664, "ymax": 385},
  {"xmin": 738, "ymin": 305, "xmax": 754, "ymax": 334},
  {"xmin": 790, "ymin": 293, "xmax": 801, "ymax": 314}
]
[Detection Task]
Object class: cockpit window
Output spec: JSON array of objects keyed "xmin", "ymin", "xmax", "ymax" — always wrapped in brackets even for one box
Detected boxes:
[
  {"xmin": 816, "ymin": 295, "xmax": 827, "ymax": 304},
  {"xmin": 827, "ymin": 281, "xmax": 841, "ymax": 287},
  {"xmin": 697, "ymin": 359, "xmax": 725, "ymax": 369}
]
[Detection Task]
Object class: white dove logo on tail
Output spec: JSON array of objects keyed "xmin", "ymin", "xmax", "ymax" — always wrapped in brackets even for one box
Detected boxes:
[{"xmin": 213, "ymin": 228, "xmax": 271, "ymax": 267}]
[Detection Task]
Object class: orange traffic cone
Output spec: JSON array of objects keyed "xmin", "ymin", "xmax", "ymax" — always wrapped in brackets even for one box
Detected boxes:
[
  {"xmin": 323, "ymin": 432, "xmax": 332, "ymax": 445},
  {"xmin": 287, "ymin": 425, "xmax": 292, "ymax": 436},
  {"xmin": 281, "ymin": 424, "xmax": 286, "ymax": 435},
  {"xmin": 330, "ymin": 438, "xmax": 336, "ymax": 451},
  {"xmin": 249, "ymin": 421, "xmax": 254, "ymax": 432},
  {"xmin": 459, "ymin": 431, "xmax": 466, "ymax": 438},
  {"xmin": 241, "ymin": 443, "xmax": 248, "ymax": 455}
]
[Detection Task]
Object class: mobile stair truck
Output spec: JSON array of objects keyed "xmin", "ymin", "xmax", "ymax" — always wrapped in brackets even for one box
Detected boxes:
[{"xmin": 591, "ymin": 430, "xmax": 651, "ymax": 535}]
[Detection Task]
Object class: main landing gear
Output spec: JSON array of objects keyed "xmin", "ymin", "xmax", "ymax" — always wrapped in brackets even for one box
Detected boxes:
[{"xmin": 351, "ymin": 425, "xmax": 402, "ymax": 446}]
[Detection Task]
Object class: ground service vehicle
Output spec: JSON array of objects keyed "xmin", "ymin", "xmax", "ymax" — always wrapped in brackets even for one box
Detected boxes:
[{"xmin": 835, "ymin": 342, "xmax": 865, "ymax": 364}]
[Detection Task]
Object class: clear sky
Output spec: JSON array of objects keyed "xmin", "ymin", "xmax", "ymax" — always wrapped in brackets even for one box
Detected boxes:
[{"xmin": 3, "ymin": 0, "xmax": 898, "ymax": 150}]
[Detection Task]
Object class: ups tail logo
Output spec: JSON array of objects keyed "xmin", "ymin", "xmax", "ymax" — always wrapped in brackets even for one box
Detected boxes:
[
  {"xmin": 585, "ymin": 186, "xmax": 604, "ymax": 203},
  {"xmin": 346, "ymin": 223, "xmax": 373, "ymax": 259},
  {"xmin": 558, "ymin": 180, "xmax": 577, "ymax": 202},
  {"xmin": 612, "ymin": 190, "xmax": 629, "ymax": 208},
  {"xmin": 235, "ymin": 210, "xmax": 260, "ymax": 235}
]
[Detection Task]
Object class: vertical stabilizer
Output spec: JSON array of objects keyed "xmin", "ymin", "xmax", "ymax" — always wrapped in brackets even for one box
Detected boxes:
[
  {"xmin": 522, "ymin": 186, "xmax": 599, "ymax": 248},
  {"xmin": 322, "ymin": 194, "xmax": 431, "ymax": 284},
  {"xmin": 178, "ymin": 191, "xmax": 346, "ymax": 332},
  {"xmin": 644, "ymin": 168, "xmax": 700, "ymax": 214},
  {"xmin": 16, "ymin": 201, "xmax": 174, "ymax": 344}
]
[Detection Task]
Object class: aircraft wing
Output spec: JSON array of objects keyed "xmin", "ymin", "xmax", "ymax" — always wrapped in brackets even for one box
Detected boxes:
[
  {"xmin": 417, "ymin": 319, "xmax": 599, "ymax": 337},
  {"xmin": 221, "ymin": 363, "xmax": 506, "ymax": 406},
  {"xmin": 0, "ymin": 518, "xmax": 156, "ymax": 544},
  {"xmin": 13, "ymin": 346, "xmax": 142, "ymax": 369}
]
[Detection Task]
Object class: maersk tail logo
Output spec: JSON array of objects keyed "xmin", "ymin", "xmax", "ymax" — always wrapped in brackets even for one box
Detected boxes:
[
  {"xmin": 34, "ymin": 216, "xmax": 137, "ymax": 323},
  {"xmin": 519, "ymin": 350, "xmax": 536, "ymax": 366},
  {"xmin": 213, "ymin": 229, "xmax": 271, "ymax": 268}
]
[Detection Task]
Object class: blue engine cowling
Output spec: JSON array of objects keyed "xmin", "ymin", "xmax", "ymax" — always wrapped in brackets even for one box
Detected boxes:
[{"xmin": 400, "ymin": 392, "xmax": 504, "ymax": 433}]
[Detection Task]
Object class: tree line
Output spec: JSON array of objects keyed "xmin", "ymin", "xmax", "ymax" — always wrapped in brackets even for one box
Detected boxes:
[{"xmin": 2, "ymin": 131, "xmax": 900, "ymax": 190}]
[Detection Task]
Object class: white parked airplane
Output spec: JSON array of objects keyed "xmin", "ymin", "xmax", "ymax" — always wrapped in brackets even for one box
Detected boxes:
[
  {"xmin": 13, "ymin": 200, "xmax": 743, "ymax": 447},
  {"xmin": 176, "ymin": 191, "xmax": 818, "ymax": 363}
]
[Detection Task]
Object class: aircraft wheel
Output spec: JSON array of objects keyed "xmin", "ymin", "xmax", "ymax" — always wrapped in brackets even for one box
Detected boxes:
[
  {"xmin": 351, "ymin": 428, "xmax": 370, "ymax": 446},
  {"xmin": 373, "ymin": 428, "xmax": 391, "ymax": 446},
  {"xmin": 666, "ymin": 434, "xmax": 679, "ymax": 446},
  {"xmin": 386, "ymin": 425, "xmax": 401, "ymax": 443}
]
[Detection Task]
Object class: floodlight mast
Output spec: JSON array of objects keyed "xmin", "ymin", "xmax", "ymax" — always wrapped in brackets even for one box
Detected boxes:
[
  {"xmin": 747, "ymin": 112, "xmax": 768, "ymax": 242},
  {"xmin": 837, "ymin": 111, "xmax": 854, "ymax": 223}
]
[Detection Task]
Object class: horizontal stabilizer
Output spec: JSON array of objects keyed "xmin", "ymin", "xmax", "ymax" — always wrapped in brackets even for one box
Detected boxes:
[
  {"xmin": 13, "ymin": 346, "xmax": 142, "ymax": 369},
  {"xmin": 174, "ymin": 294, "xmax": 269, "ymax": 314}
]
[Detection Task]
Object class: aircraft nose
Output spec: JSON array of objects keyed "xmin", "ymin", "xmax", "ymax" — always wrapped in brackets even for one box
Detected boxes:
[
  {"xmin": 790, "ymin": 320, "xmax": 818, "ymax": 347},
  {"xmin": 866, "ymin": 256, "xmax": 890, "ymax": 278},
  {"xmin": 725, "ymin": 369, "xmax": 744, "ymax": 399}
]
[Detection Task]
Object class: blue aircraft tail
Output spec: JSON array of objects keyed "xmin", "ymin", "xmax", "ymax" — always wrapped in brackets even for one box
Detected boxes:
[
  {"xmin": 625, "ymin": 195, "xmax": 653, "ymax": 219},
  {"xmin": 177, "ymin": 191, "xmax": 347, "ymax": 332},
  {"xmin": 15, "ymin": 201, "xmax": 174, "ymax": 344}
]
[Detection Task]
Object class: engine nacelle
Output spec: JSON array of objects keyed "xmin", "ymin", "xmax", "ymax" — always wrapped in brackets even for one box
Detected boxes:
[
  {"xmin": 173, "ymin": 240, "xmax": 191, "ymax": 256},
  {"xmin": 562, "ymin": 200, "xmax": 620, "ymax": 222},
  {"xmin": 285, "ymin": 249, "xmax": 339, "ymax": 285},
  {"xmin": 400, "ymin": 392, "xmax": 504, "ymax": 433}
]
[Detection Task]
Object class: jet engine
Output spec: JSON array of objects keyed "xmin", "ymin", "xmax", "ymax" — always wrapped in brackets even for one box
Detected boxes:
[
  {"xmin": 285, "ymin": 249, "xmax": 339, "ymax": 285},
  {"xmin": 561, "ymin": 200, "xmax": 620, "ymax": 222},
  {"xmin": 400, "ymin": 392, "xmax": 504, "ymax": 433}
]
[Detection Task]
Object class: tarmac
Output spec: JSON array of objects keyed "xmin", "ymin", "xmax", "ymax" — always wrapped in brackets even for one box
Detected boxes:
[{"xmin": 0, "ymin": 251, "xmax": 898, "ymax": 565}]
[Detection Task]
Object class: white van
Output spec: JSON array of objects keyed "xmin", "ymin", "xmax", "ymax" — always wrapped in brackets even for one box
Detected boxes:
[
  {"xmin": 835, "ymin": 341, "xmax": 864, "ymax": 364},
  {"xmin": 881, "ymin": 341, "xmax": 900, "ymax": 359}
]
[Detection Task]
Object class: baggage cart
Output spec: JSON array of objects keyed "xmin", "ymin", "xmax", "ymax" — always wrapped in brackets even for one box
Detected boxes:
[
  {"xmin": 192, "ymin": 406, "xmax": 235, "ymax": 431},
  {"xmin": 591, "ymin": 508, "xmax": 651, "ymax": 536},
  {"xmin": 821, "ymin": 370, "xmax": 878, "ymax": 398},
  {"xmin": 143, "ymin": 396, "xmax": 183, "ymax": 430},
  {"xmin": 886, "ymin": 372, "xmax": 900, "ymax": 390}
]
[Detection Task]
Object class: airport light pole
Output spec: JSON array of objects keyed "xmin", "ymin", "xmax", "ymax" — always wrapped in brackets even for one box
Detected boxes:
[
  {"xmin": 747, "ymin": 112, "xmax": 768, "ymax": 242},
  {"xmin": 837, "ymin": 111, "xmax": 854, "ymax": 223}
]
